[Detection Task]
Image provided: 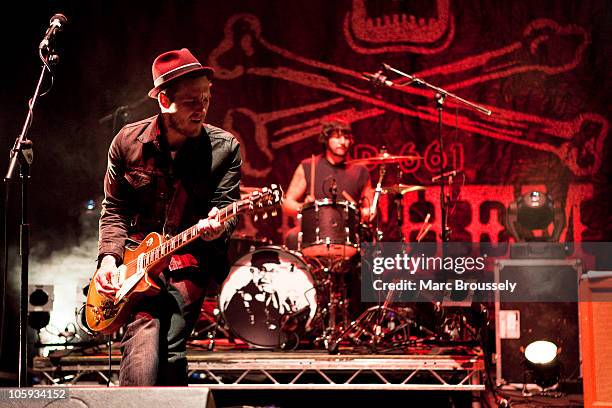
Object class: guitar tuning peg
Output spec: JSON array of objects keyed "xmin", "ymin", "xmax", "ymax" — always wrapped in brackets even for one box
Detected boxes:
[{"xmin": 271, "ymin": 210, "xmax": 277, "ymax": 217}]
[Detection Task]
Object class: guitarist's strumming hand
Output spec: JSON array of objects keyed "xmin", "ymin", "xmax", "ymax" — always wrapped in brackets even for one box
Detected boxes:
[
  {"xmin": 94, "ymin": 255, "xmax": 122, "ymax": 298},
  {"xmin": 198, "ymin": 207, "xmax": 224, "ymax": 241}
]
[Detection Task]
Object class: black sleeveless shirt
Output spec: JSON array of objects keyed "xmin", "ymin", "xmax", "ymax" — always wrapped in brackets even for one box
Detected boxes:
[{"xmin": 301, "ymin": 155, "xmax": 370, "ymax": 202}]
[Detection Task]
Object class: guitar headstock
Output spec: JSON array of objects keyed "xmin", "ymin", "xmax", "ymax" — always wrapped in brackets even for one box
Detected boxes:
[{"xmin": 246, "ymin": 184, "xmax": 284, "ymax": 221}]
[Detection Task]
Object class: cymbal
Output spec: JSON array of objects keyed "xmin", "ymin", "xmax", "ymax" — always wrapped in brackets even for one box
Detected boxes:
[
  {"xmin": 347, "ymin": 152, "xmax": 423, "ymax": 165},
  {"xmin": 382, "ymin": 184, "xmax": 426, "ymax": 195}
]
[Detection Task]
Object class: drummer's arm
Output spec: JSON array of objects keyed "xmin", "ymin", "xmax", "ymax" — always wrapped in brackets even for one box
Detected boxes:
[
  {"xmin": 283, "ymin": 164, "xmax": 308, "ymax": 218},
  {"xmin": 360, "ymin": 182, "xmax": 376, "ymax": 222}
]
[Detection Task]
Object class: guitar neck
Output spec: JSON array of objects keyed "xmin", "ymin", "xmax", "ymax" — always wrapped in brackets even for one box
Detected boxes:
[
  {"xmin": 139, "ymin": 184, "xmax": 282, "ymax": 269},
  {"xmin": 145, "ymin": 201, "xmax": 245, "ymax": 266}
]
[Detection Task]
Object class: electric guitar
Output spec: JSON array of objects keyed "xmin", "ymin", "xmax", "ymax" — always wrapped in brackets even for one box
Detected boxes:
[{"xmin": 85, "ymin": 185, "xmax": 282, "ymax": 334}]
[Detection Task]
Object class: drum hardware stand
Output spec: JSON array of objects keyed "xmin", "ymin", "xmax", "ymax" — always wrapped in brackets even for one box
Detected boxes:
[
  {"xmin": 326, "ymin": 191, "xmax": 418, "ymax": 353},
  {"xmin": 312, "ymin": 258, "xmax": 352, "ymax": 351},
  {"xmin": 394, "ymin": 188, "xmax": 406, "ymax": 242},
  {"xmin": 325, "ymin": 280, "xmax": 435, "ymax": 354},
  {"xmin": 191, "ymin": 305, "xmax": 232, "ymax": 351}
]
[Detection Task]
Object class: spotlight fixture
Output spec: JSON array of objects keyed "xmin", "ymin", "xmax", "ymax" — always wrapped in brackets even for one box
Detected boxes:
[
  {"xmin": 522, "ymin": 340, "xmax": 561, "ymax": 389},
  {"xmin": 507, "ymin": 191, "xmax": 565, "ymax": 242}
]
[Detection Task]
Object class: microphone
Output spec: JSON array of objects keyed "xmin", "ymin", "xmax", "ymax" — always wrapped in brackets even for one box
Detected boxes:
[
  {"xmin": 330, "ymin": 178, "xmax": 338, "ymax": 202},
  {"xmin": 39, "ymin": 13, "xmax": 68, "ymax": 50},
  {"xmin": 431, "ymin": 169, "xmax": 462, "ymax": 183},
  {"xmin": 362, "ymin": 71, "xmax": 394, "ymax": 87}
]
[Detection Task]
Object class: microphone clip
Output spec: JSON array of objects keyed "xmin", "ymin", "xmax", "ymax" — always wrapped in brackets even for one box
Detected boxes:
[{"xmin": 39, "ymin": 14, "xmax": 68, "ymax": 52}]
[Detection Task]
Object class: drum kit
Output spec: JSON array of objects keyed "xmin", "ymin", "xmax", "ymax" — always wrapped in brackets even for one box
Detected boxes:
[{"xmin": 214, "ymin": 151, "xmax": 463, "ymax": 353}]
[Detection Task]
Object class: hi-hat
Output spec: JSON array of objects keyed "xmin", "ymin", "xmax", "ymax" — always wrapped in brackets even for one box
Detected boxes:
[
  {"xmin": 347, "ymin": 152, "xmax": 423, "ymax": 165},
  {"xmin": 382, "ymin": 184, "xmax": 426, "ymax": 195}
]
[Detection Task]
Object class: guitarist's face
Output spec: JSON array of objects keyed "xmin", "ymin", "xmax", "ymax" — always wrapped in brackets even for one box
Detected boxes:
[{"xmin": 161, "ymin": 76, "xmax": 212, "ymax": 138}]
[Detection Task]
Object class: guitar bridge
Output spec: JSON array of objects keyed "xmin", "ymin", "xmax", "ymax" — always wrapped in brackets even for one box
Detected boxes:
[
  {"xmin": 89, "ymin": 300, "xmax": 120, "ymax": 325},
  {"xmin": 101, "ymin": 299, "xmax": 119, "ymax": 319}
]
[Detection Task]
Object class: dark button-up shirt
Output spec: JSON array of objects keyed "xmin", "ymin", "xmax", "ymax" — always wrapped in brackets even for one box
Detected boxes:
[{"xmin": 98, "ymin": 115, "xmax": 241, "ymax": 281}]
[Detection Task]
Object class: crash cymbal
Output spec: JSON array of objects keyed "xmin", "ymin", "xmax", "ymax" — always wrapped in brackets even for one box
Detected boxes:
[
  {"xmin": 347, "ymin": 152, "xmax": 423, "ymax": 165},
  {"xmin": 382, "ymin": 184, "xmax": 426, "ymax": 195}
]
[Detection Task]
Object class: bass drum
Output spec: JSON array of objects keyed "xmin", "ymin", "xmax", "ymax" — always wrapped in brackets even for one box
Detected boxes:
[{"xmin": 219, "ymin": 246, "xmax": 319, "ymax": 348}]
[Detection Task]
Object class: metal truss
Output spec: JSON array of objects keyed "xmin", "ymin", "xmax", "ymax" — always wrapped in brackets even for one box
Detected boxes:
[
  {"xmin": 33, "ymin": 355, "xmax": 121, "ymax": 386},
  {"xmin": 34, "ymin": 351, "xmax": 484, "ymax": 391}
]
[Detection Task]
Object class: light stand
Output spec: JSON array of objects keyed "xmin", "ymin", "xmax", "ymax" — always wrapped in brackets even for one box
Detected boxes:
[{"xmin": 4, "ymin": 16, "xmax": 66, "ymax": 386}]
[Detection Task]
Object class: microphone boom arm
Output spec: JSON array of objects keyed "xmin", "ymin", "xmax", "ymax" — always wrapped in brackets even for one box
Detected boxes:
[{"xmin": 382, "ymin": 63, "xmax": 492, "ymax": 116}]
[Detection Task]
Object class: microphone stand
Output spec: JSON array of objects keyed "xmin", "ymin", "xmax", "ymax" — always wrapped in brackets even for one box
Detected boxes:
[
  {"xmin": 380, "ymin": 64, "xmax": 491, "ymax": 242},
  {"xmin": 4, "ymin": 44, "xmax": 61, "ymax": 387},
  {"xmin": 370, "ymin": 146, "xmax": 387, "ymax": 242}
]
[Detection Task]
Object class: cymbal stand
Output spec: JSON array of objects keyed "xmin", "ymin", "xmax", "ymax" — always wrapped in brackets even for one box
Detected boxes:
[
  {"xmin": 394, "ymin": 191, "xmax": 405, "ymax": 242},
  {"xmin": 314, "ymin": 257, "xmax": 351, "ymax": 350},
  {"xmin": 370, "ymin": 148, "xmax": 387, "ymax": 242}
]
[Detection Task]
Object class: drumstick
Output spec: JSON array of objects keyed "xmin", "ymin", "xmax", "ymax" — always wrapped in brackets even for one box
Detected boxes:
[
  {"xmin": 341, "ymin": 190, "xmax": 357, "ymax": 206},
  {"xmin": 417, "ymin": 222, "xmax": 432, "ymax": 242},
  {"xmin": 415, "ymin": 213, "xmax": 430, "ymax": 240},
  {"xmin": 309, "ymin": 154, "xmax": 315, "ymax": 199}
]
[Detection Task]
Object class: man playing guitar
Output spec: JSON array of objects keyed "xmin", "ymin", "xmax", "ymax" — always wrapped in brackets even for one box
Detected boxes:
[{"xmin": 93, "ymin": 48, "xmax": 242, "ymax": 385}]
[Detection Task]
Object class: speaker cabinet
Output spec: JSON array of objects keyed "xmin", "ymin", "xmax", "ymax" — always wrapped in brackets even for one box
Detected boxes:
[
  {"xmin": 494, "ymin": 259, "xmax": 582, "ymax": 386},
  {"xmin": 579, "ymin": 272, "xmax": 612, "ymax": 408}
]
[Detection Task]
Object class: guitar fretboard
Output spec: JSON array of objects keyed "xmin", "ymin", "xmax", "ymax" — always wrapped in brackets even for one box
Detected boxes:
[{"xmin": 141, "ymin": 201, "xmax": 244, "ymax": 268}]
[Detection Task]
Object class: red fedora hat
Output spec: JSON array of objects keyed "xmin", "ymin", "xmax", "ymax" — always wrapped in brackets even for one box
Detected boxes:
[{"xmin": 148, "ymin": 48, "xmax": 214, "ymax": 98}]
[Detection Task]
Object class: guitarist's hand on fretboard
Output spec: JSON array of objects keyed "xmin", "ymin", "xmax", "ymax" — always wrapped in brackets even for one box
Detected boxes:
[
  {"xmin": 94, "ymin": 255, "xmax": 121, "ymax": 298},
  {"xmin": 197, "ymin": 206, "xmax": 224, "ymax": 241}
]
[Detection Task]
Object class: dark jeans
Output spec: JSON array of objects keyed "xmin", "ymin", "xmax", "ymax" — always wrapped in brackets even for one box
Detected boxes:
[{"xmin": 119, "ymin": 267, "xmax": 207, "ymax": 385}]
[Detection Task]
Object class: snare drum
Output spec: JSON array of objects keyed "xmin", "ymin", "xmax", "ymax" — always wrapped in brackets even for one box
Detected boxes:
[
  {"xmin": 219, "ymin": 246, "xmax": 319, "ymax": 348},
  {"xmin": 298, "ymin": 199, "xmax": 360, "ymax": 259}
]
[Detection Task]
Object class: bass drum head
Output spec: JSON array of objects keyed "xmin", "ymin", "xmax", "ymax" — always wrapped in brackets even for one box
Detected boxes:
[{"xmin": 219, "ymin": 246, "xmax": 317, "ymax": 348}]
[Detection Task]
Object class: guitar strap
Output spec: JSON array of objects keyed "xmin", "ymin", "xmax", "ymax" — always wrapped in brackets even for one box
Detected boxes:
[{"xmin": 162, "ymin": 179, "xmax": 188, "ymax": 237}]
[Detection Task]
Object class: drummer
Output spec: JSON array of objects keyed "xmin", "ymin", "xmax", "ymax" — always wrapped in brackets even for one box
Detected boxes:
[{"xmin": 283, "ymin": 117, "xmax": 375, "ymax": 249}]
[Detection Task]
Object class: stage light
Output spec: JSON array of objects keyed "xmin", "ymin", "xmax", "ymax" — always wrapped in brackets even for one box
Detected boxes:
[
  {"xmin": 524, "ymin": 340, "xmax": 557, "ymax": 364},
  {"xmin": 507, "ymin": 191, "xmax": 565, "ymax": 242},
  {"xmin": 522, "ymin": 340, "xmax": 561, "ymax": 389}
]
